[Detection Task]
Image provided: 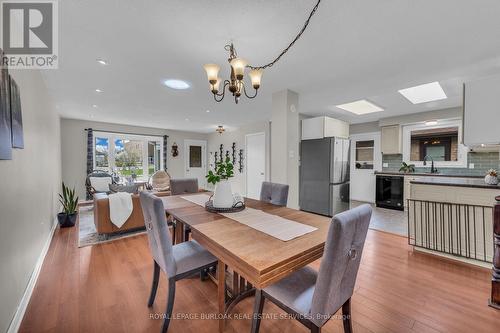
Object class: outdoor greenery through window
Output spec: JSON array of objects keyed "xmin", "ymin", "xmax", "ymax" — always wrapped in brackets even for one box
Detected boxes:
[{"xmin": 94, "ymin": 132, "xmax": 163, "ymax": 181}]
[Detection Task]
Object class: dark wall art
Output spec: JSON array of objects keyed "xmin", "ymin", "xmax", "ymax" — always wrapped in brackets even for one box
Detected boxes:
[
  {"xmin": 9, "ymin": 76, "xmax": 23, "ymax": 148},
  {"xmin": 0, "ymin": 49, "xmax": 12, "ymax": 160}
]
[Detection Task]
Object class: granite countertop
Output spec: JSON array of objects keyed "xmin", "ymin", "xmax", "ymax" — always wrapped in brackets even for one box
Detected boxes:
[
  {"xmin": 374, "ymin": 171, "xmax": 483, "ymax": 179},
  {"xmin": 410, "ymin": 177, "xmax": 500, "ymax": 189}
]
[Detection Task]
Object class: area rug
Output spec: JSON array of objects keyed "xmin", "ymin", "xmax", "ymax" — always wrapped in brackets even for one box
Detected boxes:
[{"xmin": 78, "ymin": 206, "xmax": 146, "ymax": 247}]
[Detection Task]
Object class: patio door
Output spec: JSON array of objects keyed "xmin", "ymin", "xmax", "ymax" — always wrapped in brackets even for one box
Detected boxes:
[{"xmin": 184, "ymin": 139, "xmax": 207, "ymax": 189}]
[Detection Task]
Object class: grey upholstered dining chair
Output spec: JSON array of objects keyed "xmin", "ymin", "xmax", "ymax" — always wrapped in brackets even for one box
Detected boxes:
[
  {"xmin": 139, "ymin": 191, "xmax": 217, "ymax": 333},
  {"xmin": 251, "ymin": 204, "xmax": 372, "ymax": 333},
  {"xmin": 260, "ymin": 181, "xmax": 289, "ymax": 206},
  {"xmin": 170, "ymin": 178, "xmax": 199, "ymax": 195},
  {"xmin": 169, "ymin": 178, "xmax": 199, "ymax": 241}
]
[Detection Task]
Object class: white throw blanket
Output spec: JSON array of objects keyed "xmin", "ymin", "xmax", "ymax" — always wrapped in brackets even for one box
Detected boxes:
[{"xmin": 108, "ymin": 192, "xmax": 133, "ymax": 228}]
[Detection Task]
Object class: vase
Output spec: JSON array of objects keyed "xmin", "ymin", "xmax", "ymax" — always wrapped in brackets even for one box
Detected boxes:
[
  {"xmin": 213, "ymin": 180, "xmax": 234, "ymax": 208},
  {"xmin": 485, "ymin": 174, "xmax": 499, "ymax": 185}
]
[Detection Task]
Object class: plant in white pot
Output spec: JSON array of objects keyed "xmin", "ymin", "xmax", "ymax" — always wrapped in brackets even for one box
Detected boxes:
[
  {"xmin": 485, "ymin": 169, "xmax": 499, "ymax": 185},
  {"xmin": 206, "ymin": 157, "xmax": 235, "ymax": 208}
]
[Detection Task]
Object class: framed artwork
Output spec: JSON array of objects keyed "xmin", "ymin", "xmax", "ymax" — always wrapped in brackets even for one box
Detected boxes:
[
  {"xmin": 0, "ymin": 49, "xmax": 12, "ymax": 160},
  {"xmin": 9, "ymin": 76, "xmax": 23, "ymax": 148}
]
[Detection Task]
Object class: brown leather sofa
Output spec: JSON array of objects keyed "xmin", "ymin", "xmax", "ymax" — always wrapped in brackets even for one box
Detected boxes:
[{"xmin": 93, "ymin": 191, "xmax": 169, "ymax": 235}]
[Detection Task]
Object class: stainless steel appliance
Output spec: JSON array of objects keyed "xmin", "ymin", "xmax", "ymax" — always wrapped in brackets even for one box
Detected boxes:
[
  {"xmin": 299, "ymin": 137, "xmax": 350, "ymax": 217},
  {"xmin": 376, "ymin": 175, "xmax": 404, "ymax": 210}
]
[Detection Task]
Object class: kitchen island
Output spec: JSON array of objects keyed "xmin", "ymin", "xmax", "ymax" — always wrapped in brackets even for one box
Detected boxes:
[{"xmin": 407, "ymin": 176, "xmax": 500, "ymax": 267}]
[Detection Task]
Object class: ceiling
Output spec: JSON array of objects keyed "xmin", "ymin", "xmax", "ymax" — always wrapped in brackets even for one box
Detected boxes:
[{"xmin": 45, "ymin": 0, "xmax": 500, "ymax": 133}]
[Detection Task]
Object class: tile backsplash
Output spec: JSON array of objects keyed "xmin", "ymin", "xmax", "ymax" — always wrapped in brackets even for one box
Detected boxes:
[{"xmin": 382, "ymin": 152, "xmax": 500, "ymax": 176}]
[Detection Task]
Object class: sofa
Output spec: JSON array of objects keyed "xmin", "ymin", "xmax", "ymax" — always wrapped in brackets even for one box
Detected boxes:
[{"xmin": 93, "ymin": 191, "xmax": 169, "ymax": 235}]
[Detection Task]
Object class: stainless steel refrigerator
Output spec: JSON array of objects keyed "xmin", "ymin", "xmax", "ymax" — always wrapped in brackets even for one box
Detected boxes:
[{"xmin": 299, "ymin": 137, "xmax": 350, "ymax": 217}]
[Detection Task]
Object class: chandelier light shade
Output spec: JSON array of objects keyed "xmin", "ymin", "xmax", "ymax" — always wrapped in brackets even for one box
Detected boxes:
[
  {"xmin": 229, "ymin": 58, "xmax": 248, "ymax": 80},
  {"xmin": 203, "ymin": 64, "xmax": 220, "ymax": 84},
  {"xmin": 203, "ymin": 0, "xmax": 321, "ymax": 104},
  {"xmin": 248, "ymin": 69, "xmax": 263, "ymax": 89}
]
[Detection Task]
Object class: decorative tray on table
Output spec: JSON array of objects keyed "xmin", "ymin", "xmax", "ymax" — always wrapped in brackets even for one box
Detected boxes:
[{"xmin": 205, "ymin": 200, "xmax": 245, "ymax": 213}]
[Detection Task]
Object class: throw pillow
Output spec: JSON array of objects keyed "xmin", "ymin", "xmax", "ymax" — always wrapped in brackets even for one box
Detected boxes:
[{"xmin": 89, "ymin": 177, "xmax": 112, "ymax": 192}]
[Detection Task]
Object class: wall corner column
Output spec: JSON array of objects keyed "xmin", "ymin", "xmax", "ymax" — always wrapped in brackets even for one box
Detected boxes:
[{"xmin": 270, "ymin": 89, "xmax": 300, "ymax": 209}]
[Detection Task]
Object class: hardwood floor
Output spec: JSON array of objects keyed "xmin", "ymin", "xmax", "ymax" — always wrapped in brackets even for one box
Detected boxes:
[{"xmin": 19, "ymin": 219, "xmax": 500, "ymax": 332}]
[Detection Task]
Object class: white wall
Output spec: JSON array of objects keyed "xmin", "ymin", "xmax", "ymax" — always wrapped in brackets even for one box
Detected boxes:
[
  {"xmin": 0, "ymin": 70, "xmax": 61, "ymax": 332},
  {"xmin": 60, "ymin": 118, "xmax": 207, "ymax": 199},
  {"xmin": 271, "ymin": 90, "xmax": 300, "ymax": 208},
  {"xmin": 206, "ymin": 121, "xmax": 270, "ymax": 196}
]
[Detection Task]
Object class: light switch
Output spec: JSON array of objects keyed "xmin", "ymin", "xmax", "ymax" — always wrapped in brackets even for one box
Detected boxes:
[
  {"xmin": 383, "ymin": 163, "xmax": 389, "ymax": 168},
  {"xmin": 469, "ymin": 163, "xmax": 474, "ymax": 169},
  {"xmin": 289, "ymin": 150, "xmax": 295, "ymax": 158}
]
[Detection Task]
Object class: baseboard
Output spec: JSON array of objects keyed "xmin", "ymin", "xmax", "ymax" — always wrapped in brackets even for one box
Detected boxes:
[{"xmin": 7, "ymin": 217, "xmax": 58, "ymax": 333}]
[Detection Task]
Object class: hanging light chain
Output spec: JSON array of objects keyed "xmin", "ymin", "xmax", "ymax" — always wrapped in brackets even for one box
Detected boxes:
[{"xmin": 247, "ymin": 0, "xmax": 321, "ymax": 70}]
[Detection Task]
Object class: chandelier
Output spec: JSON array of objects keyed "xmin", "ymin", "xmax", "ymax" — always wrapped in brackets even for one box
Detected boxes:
[
  {"xmin": 216, "ymin": 125, "xmax": 225, "ymax": 134},
  {"xmin": 203, "ymin": 0, "xmax": 321, "ymax": 104}
]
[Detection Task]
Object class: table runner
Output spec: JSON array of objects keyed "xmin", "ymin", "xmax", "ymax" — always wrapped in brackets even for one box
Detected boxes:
[{"xmin": 180, "ymin": 194, "xmax": 317, "ymax": 241}]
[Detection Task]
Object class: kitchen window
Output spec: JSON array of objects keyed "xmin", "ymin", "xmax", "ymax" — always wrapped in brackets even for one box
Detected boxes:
[{"xmin": 402, "ymin": 120, "xmax": 467, "ymax": 168}]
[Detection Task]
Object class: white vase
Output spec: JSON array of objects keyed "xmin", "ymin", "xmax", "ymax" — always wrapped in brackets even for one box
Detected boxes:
[
  {"xmin": 484, "ymin": 174, "xmax": 499, "ymax": 185},
  {"xmin": 213, "ymin": 180, "xmax": 234, "ymax": 208}
]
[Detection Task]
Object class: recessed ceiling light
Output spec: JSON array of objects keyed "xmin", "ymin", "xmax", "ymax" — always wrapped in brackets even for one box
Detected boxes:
[
  {"xmin": 96, "ymin": 59, "xmax": 108, "ymax": 65},
  {"xmin": 185, "ymin": 118, "xmax": 189, "ymax": 121},
  {"xmin": 206, "ymin": 110, "xmax": 210, "ymax": 113},
  {"xmin": 164, "ymin": 79, "xmax": 190, "ymax": 90},
  {"xmin": 95, "ymin": 89, "xmax": 103, "ymax": 93},
  {"xmin": 336, "ymin": 99, "xmax": 384, "ymax": 115},
  {"xmin": 398, "ymin": 81, "xmax": 447, "ymax": 104},
  {"xmin": 92, "ymin": 104, "xmax": 98, "ymax": 108},
  {"xmin": 425, "ymin": 120, "xmax": 438, "ymax": 126}
]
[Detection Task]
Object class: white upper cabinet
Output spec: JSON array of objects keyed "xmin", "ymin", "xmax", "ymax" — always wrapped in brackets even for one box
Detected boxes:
[
  {"xmin": 464, "ymin": 75, "xmax": 500, "ymax": 146},
  {"xmin": 380, "ymin": 125, "xmax": 402, "ymax": 154},
  {"xmin": 301, "ymin": 116, "xmax": 349, "ymax": 140}
]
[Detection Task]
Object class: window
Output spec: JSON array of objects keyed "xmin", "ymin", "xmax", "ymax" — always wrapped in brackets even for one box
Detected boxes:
[
  {"xmin": 189, "ymin": 145, "xmax": 202, "ymax": 168},
  {"xmin": 355, "ymin": 140, "xmax": 374, "ymax": 169},
  {"xmin": 410, "ymin": 127, "xmax": 458, "ymax": 162},
  {"xmin": 402, "ymin": 120, "xmax": 467, "ymax": 168},
  {"xmin": 93, "ymin": 132, "xmax": 163, "ymax": 180},
  {"xmin": 94, "ymin": 137, "xmax": 109, "ymax": 168}
]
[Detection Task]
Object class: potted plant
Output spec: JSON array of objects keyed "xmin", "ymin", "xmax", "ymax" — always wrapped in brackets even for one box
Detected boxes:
[
  {"xmin": 399, "ymin": 162, "xmax": 416, "ymax": 173},
  {"xmin": 58, "ymin": 182, "xmax": 79, "ymax": 228},
  {"xmin": 485, "ymin": 169, "xmax": 499, "ymax": 185},
  {"xmin": 206, "ymin": 157, "xmax": 235, "ymax": 208}
]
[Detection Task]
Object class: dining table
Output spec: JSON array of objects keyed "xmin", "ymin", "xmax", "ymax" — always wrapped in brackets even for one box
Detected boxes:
[{"xmin": 160, "ymin": 193, "xmax": 331, "ymax": 332}]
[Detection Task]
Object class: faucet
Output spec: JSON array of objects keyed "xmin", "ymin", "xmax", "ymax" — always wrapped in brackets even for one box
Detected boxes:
[{"xmin": 423, "ymin": 155, "xmax": 438, "ymax": 173}]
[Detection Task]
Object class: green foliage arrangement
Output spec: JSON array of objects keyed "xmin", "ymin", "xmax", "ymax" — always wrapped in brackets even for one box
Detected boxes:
[
  {"xmin": 399, "ymin": 162, "xmax": 416, "ymax": 173},
  {"xmin": 59, "ymin": 182, "xmax": 79, "ymax": 214},
  {"xmin": 206, "ymin": 157, "xmax": 234, "ymax": 185}
]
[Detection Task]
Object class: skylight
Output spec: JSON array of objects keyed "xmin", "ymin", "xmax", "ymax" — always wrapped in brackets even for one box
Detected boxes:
[
  {"xmin": 336, "ymin": 99, "xmax": 384, "ymax": 115},
  {"xmin": 163, "ymin": 79, "xmax": 190, "ymax": 90},
  {"xmin": 398, "ymin": 82, "xmax": 447, "ymax": 104}
]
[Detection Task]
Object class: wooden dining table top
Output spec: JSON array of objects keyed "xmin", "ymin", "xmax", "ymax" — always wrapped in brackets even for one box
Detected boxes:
[{"xmin": 160, "ymin": 193, "xmax": 331, "ymax": 289}]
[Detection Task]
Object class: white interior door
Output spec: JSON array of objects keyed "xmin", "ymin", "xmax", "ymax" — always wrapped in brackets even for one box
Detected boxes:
[
  {"xmin": 245, "ymin": 132, "xmax": 266, "ymax": 199},
  {"xmin": 350, "ymin": 132, "xmax": 381, "ymax": 203},
  {"xmin": 184, "ymin": 139, "xmax": 207, "ymax": 189}
]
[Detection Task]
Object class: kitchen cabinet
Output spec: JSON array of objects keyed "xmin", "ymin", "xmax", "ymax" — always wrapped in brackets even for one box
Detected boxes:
[
  {"xmin": 463, "ymin": 74, "xmax": 500, "ymax": 146},
  {"xmin": 380, "ymin": 125, "xmax": 402, "ymax": 154},
  {"xmin": 301, "ymin": 116, "xmax": 349, "ymax": 140}
]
